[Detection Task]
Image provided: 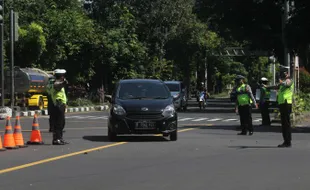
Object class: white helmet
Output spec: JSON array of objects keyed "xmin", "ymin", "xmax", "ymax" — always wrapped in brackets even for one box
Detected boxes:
[
  {"xmin": 54, "ymin": 69, "xmax": 66, "ymax": 74},
  {"xmin": 260, "ymin": 77, "xmax": 268, "ymax": 82}
]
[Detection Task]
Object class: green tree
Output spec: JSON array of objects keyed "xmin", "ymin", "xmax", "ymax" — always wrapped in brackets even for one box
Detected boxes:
[{"xmin": 15, "ymin": 22, "xmax": 46, "ymax": 67}]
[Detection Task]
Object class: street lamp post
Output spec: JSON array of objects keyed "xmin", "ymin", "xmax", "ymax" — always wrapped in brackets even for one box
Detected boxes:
[
  {"xmin": 269, "ymin": 56, "xmax": 276, "ymax": 85},
  {"xmin": 0, "ymin": 0, "xmax": 4, "ymax": 107}
]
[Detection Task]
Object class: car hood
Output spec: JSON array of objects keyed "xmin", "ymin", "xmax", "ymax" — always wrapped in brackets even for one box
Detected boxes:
[
  {"xmin": 116, "ymin": 98, "xmax": 172, "ymax": 112},
  {"xmin": 170, "ymin": 91, "xmax": 180, "ymax": 96}
]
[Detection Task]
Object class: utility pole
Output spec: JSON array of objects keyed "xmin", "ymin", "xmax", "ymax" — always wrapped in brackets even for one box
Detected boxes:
[
  {"xmin": 0, "ymin": 0, "xmax": 4, "ymax": 107},
  {"xmin": 283, "ymin": 0, "xmax": 290, "ymax": 75},
  {"xmin": 10, "ymin": 9, "xmax": 14, "ymax": 109},
  {"xmin": 9, "ymin": 9, "xmax": 18, "ymax": 109}
]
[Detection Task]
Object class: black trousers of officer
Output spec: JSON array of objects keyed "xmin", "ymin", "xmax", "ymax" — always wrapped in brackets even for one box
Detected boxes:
[
  {"xmin": 239, "ymin": 105, "xmax": 253, "ymax": 133},
  {"xmin": 47, "ymin": 96, "xmax": 55, "ymax": 131},
  {"xmin": 52, "ymin": 101, "xmax": 66, "ymax": 140},
  {"xmin": 279, "ymin": 102, "xmax": 292, "ymax": 144},
  {"xmin": 260, "ymin": 101, "xmax": 271, "ymax": 126}
]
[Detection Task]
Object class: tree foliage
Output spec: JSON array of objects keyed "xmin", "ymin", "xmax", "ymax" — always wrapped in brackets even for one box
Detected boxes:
[{"xmin": 3, "ymin": 0, "xmax": 309, "ymax": 95}]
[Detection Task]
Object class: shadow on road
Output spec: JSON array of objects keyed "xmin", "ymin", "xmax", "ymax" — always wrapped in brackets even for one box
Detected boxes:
[
  {"xmin": 181, "ymin": 125, "xmax": 310, "ymax": 134},
  {"xmin": 228, "ymin": 145, "xmax": 279, "ymax": 149},
  {"xmin": 83, "ymin": 135, "xmax": 168, "ymax": 142}
]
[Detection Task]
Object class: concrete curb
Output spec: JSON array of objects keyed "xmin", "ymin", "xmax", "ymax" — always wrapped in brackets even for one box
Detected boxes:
[{"xmin": 0, "ymin": 105, "xmax": 110, "ymax": 119}]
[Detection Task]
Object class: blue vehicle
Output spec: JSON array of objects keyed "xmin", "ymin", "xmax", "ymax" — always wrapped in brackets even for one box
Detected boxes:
[{"xmin": 164, "ymin": 81, "xmax": 188, "ymax": 111}]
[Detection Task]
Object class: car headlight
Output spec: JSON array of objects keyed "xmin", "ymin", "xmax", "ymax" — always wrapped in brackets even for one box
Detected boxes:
[
  {"xmin": 173, "ymin": 93, "xmax": 180, "ymax": 99},
  {"xmin": 162, "ymin": 104, "xmax": 175, "ymax": 117},
  {"xmin": 113, "ymin": 104, "xmax": 126, "ymax": 115}
]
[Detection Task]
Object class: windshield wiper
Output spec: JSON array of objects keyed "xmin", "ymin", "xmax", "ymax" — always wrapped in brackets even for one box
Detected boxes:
[{"xmin": 128, "ymin": 97, "xmax": 148, "ymax": 99}]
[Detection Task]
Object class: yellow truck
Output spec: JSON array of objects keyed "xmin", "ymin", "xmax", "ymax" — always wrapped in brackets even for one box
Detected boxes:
[{"xmin": 2, "ymin": 67, "xmax": 54, "ymax": 110}]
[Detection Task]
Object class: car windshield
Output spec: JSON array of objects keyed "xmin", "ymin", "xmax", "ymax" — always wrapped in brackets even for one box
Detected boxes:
[
  {"xmin": 165, "ymin": 83, "xmax": 180, "ymax": 92},
  {"xmin": 117, "ymin": 82, "xmax": 171, "ymax": 100}
]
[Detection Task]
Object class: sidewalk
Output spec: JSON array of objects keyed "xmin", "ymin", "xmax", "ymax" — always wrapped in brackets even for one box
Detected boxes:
[
  {"xmin": 295, "ymin": 115, "xmax": 310, "ymax": 128},
  {"xmin": 0, "ymin": 104, "xmax": 110, "ymax": 119}
]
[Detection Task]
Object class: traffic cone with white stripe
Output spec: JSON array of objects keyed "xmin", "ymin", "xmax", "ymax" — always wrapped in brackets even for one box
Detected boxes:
[
  {"xmin": 3, "ymin": 116, "xmax": 19, "ymax": 149},
  {"xmin": 27, "ymin": 114, "xmax": 44, "ymax": 145},
  {"xmin": 0, "ymin": 135, "xmax": 6, "ymax": 151},
  {"xmin": 13, "ymin": 115, "xmax": 27, "ymax": 148}
]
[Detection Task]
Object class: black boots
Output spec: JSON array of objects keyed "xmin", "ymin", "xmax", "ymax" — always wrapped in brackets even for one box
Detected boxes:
[{"xmin": 278, "ymin": 142, "xmax": 291, "ymax": 148}]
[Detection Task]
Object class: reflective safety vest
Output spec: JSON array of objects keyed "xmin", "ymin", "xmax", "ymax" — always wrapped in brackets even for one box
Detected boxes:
[
  {"xmin": 260, "ymin": 87, "xmax": 270, "ymax": 101},
  {"xmin": 46, "ymin": 79, "xmax": 55, "ymax": 95},
  {"xmin": 52, "ymin": 87, "xmax": 67, "ymax": 105},
  {"xmin": 277, "ymin": 80, "xmax": 294, "ymax": 105},
  {"xmin": 236, "ymin": 84, "xmax": 252, "ymax": 106}
]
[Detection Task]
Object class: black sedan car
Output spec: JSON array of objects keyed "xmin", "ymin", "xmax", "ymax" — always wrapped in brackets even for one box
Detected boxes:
[{"xmin": 107, "ymin": 79, "xmax": 178, "ymax": 141}]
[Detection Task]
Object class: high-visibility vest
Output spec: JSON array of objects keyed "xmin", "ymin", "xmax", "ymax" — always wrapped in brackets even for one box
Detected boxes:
[
  {"xmin": 277, "ymin": 80, "xmax": 294, "ymax": 105},
  {"xmin": 237, "ymin": 84, "xmax": 252, "ymax": 106},
  {"xmin": 52, "ymin": 87, "xmax": 67, "ymax": 105},
  {"xmin": 260, "ymin": 86, "xmax": 270, "ymax": 100}
]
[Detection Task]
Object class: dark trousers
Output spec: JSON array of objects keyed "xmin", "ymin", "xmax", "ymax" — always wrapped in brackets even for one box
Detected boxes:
[
  {"xmin": 279, "ymin": 103, "xmax": 292, "ymax": 144},
  {"xmin": 52, "ymin": 104, "xmax": 66, "ymax": 140},
  {"xmin": 260, "ymin": 101, "xmax": 271, "ymax": 125},
  {"xmin": 239, "ymin": 105, "xmax": 253, "ymax": 133},
  {"xmin": 49, "ymin": 117, "xmax": 54, "ymax": 130}
]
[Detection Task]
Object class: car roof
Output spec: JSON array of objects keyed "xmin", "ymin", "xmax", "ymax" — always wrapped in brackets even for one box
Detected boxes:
[
  {"xmin": 164, "ymin": 81, "xmax": 181, "ymax": 84},
  {"xmin": 119, "ymin": 79, "xmax": 163, "ymax": 84}
]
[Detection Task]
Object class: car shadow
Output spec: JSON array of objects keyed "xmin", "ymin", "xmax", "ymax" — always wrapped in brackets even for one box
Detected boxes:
[
  {"xmin": 180, "ymin": 124, "xmax": 310, "ymax": 133},
  {"xmin": 83, "ymin": 135, "xmax": 169, "ymax": 142}
]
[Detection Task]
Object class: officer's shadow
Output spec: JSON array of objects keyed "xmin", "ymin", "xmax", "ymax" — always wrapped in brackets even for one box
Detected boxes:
[
  {"xmin": 228, "ymin": 145, "xmax": 279, "ymax": 149},
  {"xmin": 190, "ymin": 124, "xmax": 310, "ymax": 134}
]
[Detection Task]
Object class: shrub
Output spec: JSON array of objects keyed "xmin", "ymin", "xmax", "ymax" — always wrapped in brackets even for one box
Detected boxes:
[
  {"xmin": 68, "ymin": 98, "xmax": 94, "ymax": 107},
  {"xmin": 299, "ymin": 68, "xmax": 310, "ymax": 93}
]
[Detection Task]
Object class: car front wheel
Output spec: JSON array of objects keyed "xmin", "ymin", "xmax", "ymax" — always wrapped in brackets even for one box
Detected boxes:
[{"xmin": 170, "ymin": 130, "xmax": 177, "ymax": 141}]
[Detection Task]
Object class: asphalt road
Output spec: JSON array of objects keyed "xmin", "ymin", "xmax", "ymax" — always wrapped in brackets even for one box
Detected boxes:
[{"xmin": 1, "ymin": 110, "xmax": 310, "ymax": 190}]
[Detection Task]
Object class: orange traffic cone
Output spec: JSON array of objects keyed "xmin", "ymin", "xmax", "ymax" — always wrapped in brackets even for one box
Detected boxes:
[
  {"xmin": 13, "ymin": 116, "xmax": 27, "ymax": 148},
  {"xmin": 0, "ymin": 135, "xmax": 6, "ymax": 151},
  {"xmin": 3, "ymin": 116, "xmax": 19, "ymax": 149},
  {"xmin": 27, "ymin": 114, "xmax": 44, "ymax": 145}
]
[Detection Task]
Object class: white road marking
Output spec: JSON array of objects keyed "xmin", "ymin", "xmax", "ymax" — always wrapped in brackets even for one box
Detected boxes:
[
  {"xmin": 89, "ymin": 116, "xmax": 108, "ymax": 119},
  {"xmin": 222, "ymin": 119, "xmax": 238, "ymax": 122},
  {"xmin": 191, "ymin": 118, "xmax": 209, "ymax": 121},
  {"xmin": 207, "ymin": 118, "xmax": 222, "ymax": 121},
  {"xmin": 178, "ymin": 118, "xmax": 194, "ymax": 121}
]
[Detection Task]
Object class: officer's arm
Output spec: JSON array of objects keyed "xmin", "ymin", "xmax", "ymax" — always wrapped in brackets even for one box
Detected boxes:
[
  {"xmin": 282, "ymin": 78, "xmax": 292, "ymax": 87},
  {"xmin": 246, "ymin": 85, "xmax": 257, "ymax": 105},
  {"xmin": 53, "ymin": 81, "xmax": 66, "ymax": 91}
]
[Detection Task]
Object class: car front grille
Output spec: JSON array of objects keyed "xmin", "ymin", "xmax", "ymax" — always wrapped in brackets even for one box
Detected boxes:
[{"xmin": 126, "ymin": 112, "xmax": 164, "ymax": 120}]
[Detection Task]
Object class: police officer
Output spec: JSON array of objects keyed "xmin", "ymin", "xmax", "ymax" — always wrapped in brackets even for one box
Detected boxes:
[
  {"xmin": 259, "ymin": 77, "xmax": 271, "ymax": 126},
  {"xmin": 235, "ymin": 75, "xmax": 258, "ymax": 135},
  {"xmin": 51, "ymin": 69, "xmax": 69, "ymax": 145},
  {"xmin": 272, "ymin": 71, "xmax": 294, "ymax": 147},
  {"xmin": 47, "ymin": 75, "xmax": 56, "ymax": 132}
]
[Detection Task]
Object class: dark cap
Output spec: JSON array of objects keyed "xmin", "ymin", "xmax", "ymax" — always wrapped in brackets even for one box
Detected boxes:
[{"xmin": 235, "ymin": 75, "xmax": 245, "ymax": 80}]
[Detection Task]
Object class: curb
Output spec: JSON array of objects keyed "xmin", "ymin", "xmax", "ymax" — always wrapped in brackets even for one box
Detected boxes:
[{"xmin": 0, "ymin": 105, "xmax": 110, "ymax": 119}]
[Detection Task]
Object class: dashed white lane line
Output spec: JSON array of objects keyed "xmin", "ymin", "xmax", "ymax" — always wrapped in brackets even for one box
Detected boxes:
[
  {"xmin": 191, "ymin": 118, "xmax": 209, "ymax": 121},
  {"xmin": 178, "ymin": 118, "xmax": 194, "ymax": 121}
]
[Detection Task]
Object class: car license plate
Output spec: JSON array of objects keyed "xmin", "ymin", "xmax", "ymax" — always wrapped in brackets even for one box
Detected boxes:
[{"xmin": 135, "ymin": 121, "xmax": 156, "ymax": 129}]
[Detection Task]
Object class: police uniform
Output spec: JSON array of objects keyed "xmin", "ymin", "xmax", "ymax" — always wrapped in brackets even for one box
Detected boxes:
[
  {"xmin": 259, "ymin": 77, "xmax": 271, "ymax": 126},
  {"xmin": 277, "ymin": 72, "xmax": 294, "ymax": 147},
  {"xmin": 47, "ymin": 76, "xmax": 56, "ymax": 132},
  {"xmin": 235, "ymin": 75, "xmax": 257, "ymax": 135},
  {"xmin": 51, "ymin": 69, "xmax": 69, "ymax": 145}
]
